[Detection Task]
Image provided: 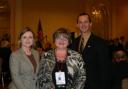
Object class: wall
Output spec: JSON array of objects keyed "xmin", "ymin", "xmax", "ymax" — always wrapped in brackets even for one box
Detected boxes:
[
  {"xmin": 9, "ymin": 0, "xmax": 128, "ymax": 50},
  {"xmin": 10, "ymin": 0, "xmax": 85, "ymax": 49},
  {"xmin": 22, "ymin": 0, "xmax": 86, "ymax": 47},
  {"xmin": 0, "ymin": 0, "xmax": 10, "ymax": 40},
  {"xmin": 111, "ymin": 0, "xmax": 128, "ymax": 41}
]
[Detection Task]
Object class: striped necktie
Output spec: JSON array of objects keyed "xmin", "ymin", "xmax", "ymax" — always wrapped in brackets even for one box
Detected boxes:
[{"xmin": 80, "ymin": 37, "xmax": 84, "ymax": 53}]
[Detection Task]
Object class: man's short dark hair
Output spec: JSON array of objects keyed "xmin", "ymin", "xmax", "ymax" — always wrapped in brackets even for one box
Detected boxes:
[{"xmin": 77, "ymin": 12, "xmax": 92, "ymax": 23}]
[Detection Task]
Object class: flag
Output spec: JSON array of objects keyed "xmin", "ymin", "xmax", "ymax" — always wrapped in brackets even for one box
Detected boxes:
[
  {"xmin": 37, "ymin": 19, "xmax": 43, "ymax": 41},
  {"xmin": 37, "ymin": 19, "xmax": 43, "ymax": 48}
]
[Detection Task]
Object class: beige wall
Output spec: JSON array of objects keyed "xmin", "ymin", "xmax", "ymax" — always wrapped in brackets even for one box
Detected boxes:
[
  {"xmin": 111, "ymin": 0, "xmax": 128, "ymax": 41},
  {"xmin": 9, "ymin": 0, "xmax": 128, "ymax": 50},
  {"xmin": 116, "ymin": 5, "xmax": 128, "ymax": 40},
  {"xmin": 22, "ymin": 0, "xmax": 86, "ymax": 39},
  {"xmin": 10, "ymin": 0, "xmax": 86, "ymax": 50}
]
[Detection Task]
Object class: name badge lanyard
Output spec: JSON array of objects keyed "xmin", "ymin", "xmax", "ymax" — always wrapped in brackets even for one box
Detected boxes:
[{"xmin": 57, "ymin": 61, "xmax": 65, "ymax": 71}]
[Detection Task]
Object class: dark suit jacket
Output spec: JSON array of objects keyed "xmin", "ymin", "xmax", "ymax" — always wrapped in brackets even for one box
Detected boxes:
[{"xmin": 70, "ymin": 33, "xmax": 112, "ymax": 89}]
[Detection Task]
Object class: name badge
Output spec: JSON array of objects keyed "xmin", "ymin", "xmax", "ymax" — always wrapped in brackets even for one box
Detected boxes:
[{"xmin": 55, "ymin": 71, "xmax": 66, "ymax": 85}]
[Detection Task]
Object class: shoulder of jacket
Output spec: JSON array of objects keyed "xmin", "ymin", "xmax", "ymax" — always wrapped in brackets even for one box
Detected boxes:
[
  {"xmin": 43, "ymin": 50, "xmax": 53, "ymax": 56},
  {"xmin": 68, "ymin": 49, "xmax": 81, "ymax": 57},
  {"xmin": 11, "ymin": 49, "xmax": 21, "ymax": 55}
]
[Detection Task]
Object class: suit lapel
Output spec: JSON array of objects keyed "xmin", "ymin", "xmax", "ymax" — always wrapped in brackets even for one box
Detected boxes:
[
  {"xmin": 20, "ymin": 48, "xmax": 38, "ymax": 74},
  {"xmin": 82, "ymin": 33, "xmax": 93, "ymax": 54},
  {"xmin": 75, "ymin": 36, "xmax": 81, "ymax": 52},
  {"xmin": 31, "ymin": 49, "xmax": 39, "ymax": 74}
]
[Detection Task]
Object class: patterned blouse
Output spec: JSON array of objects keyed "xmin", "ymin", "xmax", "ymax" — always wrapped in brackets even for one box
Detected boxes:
[{"xmin": 37, "ymin": 49, "xmax": 86, "ymax": 89}]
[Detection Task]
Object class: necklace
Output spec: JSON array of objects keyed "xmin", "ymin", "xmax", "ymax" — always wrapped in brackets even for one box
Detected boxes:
[
  {"xmin": 22, "ymin": 47, "xmax": 31, "ymax": 55},
  {"xmin": 55, "ymin": 49, "xmax": 67, "ymax": 62}
]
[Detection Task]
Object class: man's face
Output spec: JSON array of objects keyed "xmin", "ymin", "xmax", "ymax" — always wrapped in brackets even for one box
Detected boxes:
[{"xmin": 77, "ymin": 15, "xmax": 92, "ymax": 33}]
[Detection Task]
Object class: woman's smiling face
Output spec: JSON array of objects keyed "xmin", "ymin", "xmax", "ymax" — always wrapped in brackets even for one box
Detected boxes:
[
  {"xmin": 21, "ymin": 31, "xmax": 34, "ymax": 48},
  {"xmin": 55, "ymin": 35, "xmax": 69, "ymax": 49}
]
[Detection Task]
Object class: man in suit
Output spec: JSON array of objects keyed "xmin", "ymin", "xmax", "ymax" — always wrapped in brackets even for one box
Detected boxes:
[{"xmin": 70, "ymin": 13, "xmax": 112, "ymax": 89}]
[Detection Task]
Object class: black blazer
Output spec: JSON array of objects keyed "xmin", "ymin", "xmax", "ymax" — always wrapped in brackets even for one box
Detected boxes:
[{"xmin": 70, "ymin": 33, "xmax": 112, "ymax": 89}]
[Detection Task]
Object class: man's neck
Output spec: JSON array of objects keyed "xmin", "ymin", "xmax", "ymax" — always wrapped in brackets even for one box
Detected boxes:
[{"xmin": 81, "ymin": 31, "xmax": 91, "ymax": 40}]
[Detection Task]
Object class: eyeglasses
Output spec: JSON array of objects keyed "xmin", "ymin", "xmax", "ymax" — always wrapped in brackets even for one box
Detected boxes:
[{"xmin": 56, "ymin": 37, "xmax": 68, "ymax": 41}]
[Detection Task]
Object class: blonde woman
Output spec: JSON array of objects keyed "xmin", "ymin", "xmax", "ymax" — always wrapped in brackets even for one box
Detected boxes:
[{"xmin": 9, "ymin": 27, "xmax": 39, "ymax": 89}]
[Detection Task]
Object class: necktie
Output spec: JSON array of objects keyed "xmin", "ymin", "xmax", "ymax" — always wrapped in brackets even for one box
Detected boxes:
[{"xmin": 80, "ymin": 37, "xmax": 84, "ymax": 53}]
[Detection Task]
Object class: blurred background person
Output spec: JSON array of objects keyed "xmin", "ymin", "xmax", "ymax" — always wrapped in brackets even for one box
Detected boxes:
[
  {"xmin": 112, "ymin": 49, "xmax": 128, "ymax": 89},
  {"xmin": 0, "ymin": 36, "xmax": 12, "ymax": 86}
]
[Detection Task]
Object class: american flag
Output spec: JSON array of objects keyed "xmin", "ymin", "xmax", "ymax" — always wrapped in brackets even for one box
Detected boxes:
[
  {"xmin": 37, "ymin": 19, "xmax": 43, "ymax": 48},
  {"xmin": 37, "ymin": 19, "xmax": 43, "ymax": 41}
]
